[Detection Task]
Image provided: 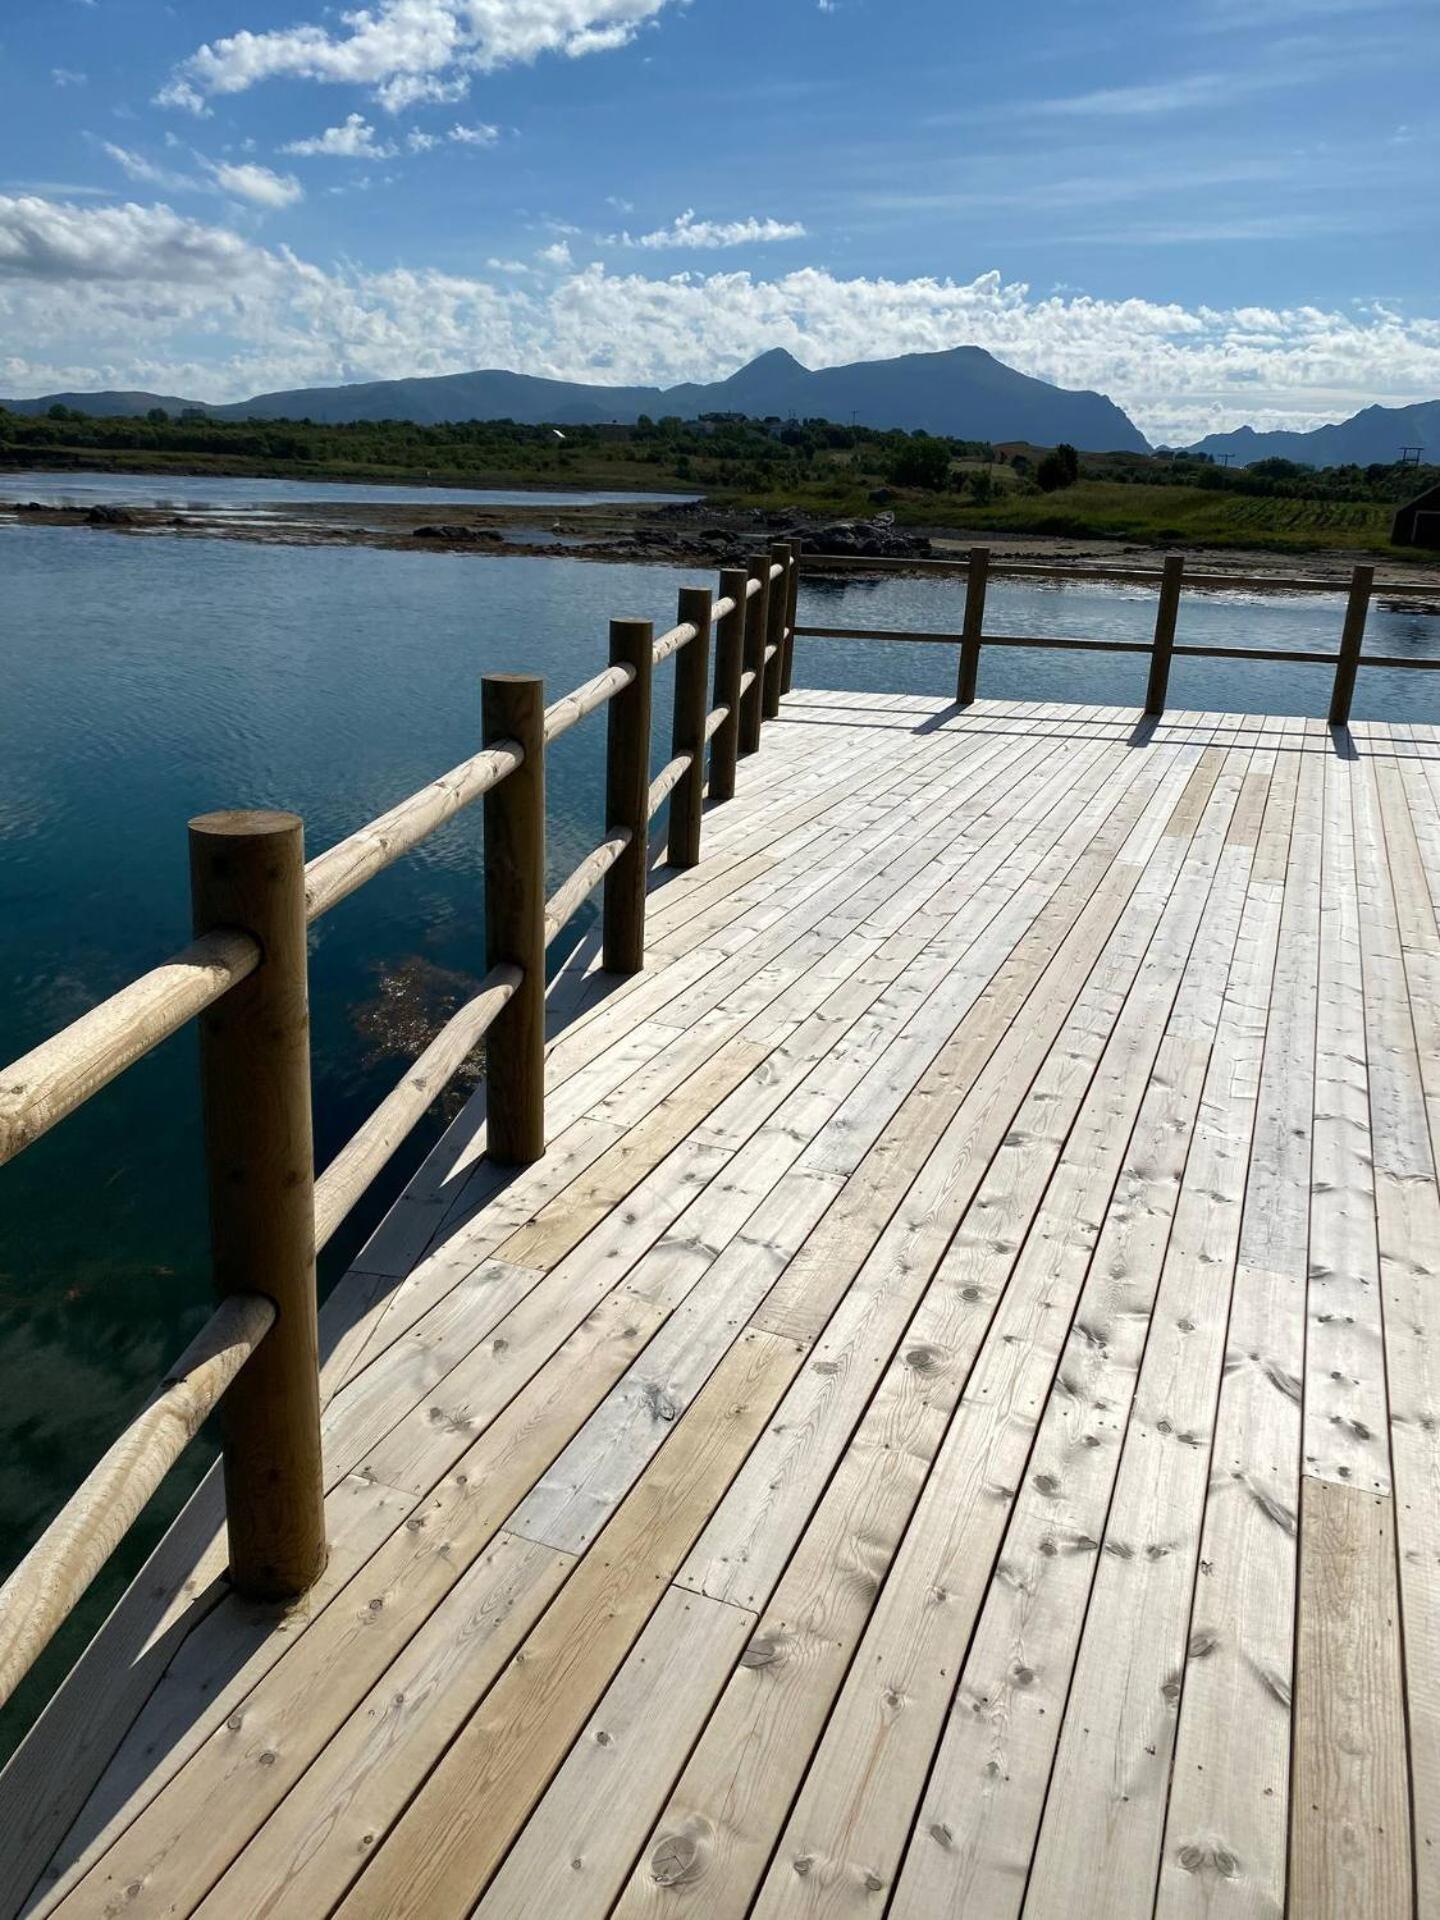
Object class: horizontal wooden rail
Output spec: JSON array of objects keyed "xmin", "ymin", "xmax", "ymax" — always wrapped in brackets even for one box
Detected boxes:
[
  {"xmin": 0, "ymin": 928, "xmax": 260, "ymax": 1168},
  {"xmin": 703, "ymin": 703, "xmax": 730, "ymax": 743},
  {"xmin": 313, "ymin": 962, "xmax": 520, "ymax": 1251},
  {"xmin": 652, "ymin": 620, "xmax": 699, "ymax": 667},
  {"xmin": 648, "ymin": 751, "xmax": 694, "ymax": 820},
  {"xmin": 544, "ymin": 829, "xmax": 632, "ymax": 945},
  {"xmin": 798, "ymin": 550, "xmax": 1440, "ymax": 598},
  {"xmin": 0, "ymin": 1291, "xmax": 275, "ymax": 1707},
  {"xmin": 305, "ymin": 741, "xmax": 523, "ymax": 922},
  {"xmin": 541, "ymin": 664, "xmax": 635, "ymax": 746}
]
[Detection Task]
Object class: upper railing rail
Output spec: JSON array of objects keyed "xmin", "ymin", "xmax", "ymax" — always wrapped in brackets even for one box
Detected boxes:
[{"xmin": 0, "ymin": 539, "xmax": 799, "ymax": 1710}]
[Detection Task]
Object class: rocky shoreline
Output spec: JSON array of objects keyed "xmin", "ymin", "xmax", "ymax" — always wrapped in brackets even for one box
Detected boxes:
[{"xmin": 4, "ymin": 494, "xmax": 1435, "ymax": 594}]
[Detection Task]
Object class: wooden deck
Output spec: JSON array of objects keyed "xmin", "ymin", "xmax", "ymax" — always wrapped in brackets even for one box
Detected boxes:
[{"xmin": 6, "ymin": 689, "xmax": 1440, "ymax": 1918}]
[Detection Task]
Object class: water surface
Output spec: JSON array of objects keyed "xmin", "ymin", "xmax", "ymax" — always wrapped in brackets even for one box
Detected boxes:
[{"xmin": 0, "ymin": 468, "xmax": 698, "ymax": 511}]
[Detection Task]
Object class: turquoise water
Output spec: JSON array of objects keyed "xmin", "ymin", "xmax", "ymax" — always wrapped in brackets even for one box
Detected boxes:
[{"xmin": 1, "ymin": 525, "xmax": 1436, "ymax": 1751}]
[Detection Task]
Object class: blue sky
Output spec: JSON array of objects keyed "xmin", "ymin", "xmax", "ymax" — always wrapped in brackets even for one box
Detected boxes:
[{"xmin": 0, "ymin": 0, "xmax": 1436, "ymax": 440}]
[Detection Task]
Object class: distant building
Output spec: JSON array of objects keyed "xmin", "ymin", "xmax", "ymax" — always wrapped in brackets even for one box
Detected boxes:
[{"xmin": 1393, "ymin": 482, "xmax": 1440, "ymax": 548}]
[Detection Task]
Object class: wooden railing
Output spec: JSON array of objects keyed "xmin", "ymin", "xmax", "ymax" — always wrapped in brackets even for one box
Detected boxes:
[
  {"xmin": 0, "ymin": 542, "xmax": 800, "ymax": 1708},
  {"xmin": 796, "ymin": 548, "xmax": 1440, "ymax": 726}
]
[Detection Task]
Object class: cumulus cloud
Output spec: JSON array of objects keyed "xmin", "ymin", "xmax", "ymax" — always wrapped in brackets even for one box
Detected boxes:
[
  {"xmin": 211, "ymin": 162, "xmax": 305, "ymax": 208},
  {"xmin": 3, "ymin": 194, "xmax": 1439, "ymax": 442},
  {"xmin": 158, "ymin": 0, "xmax": 678, "ymax": 113},
  {"xmin": 609, "ymin": 210, "xmax": 808, "ymax": 251},
  {"xmin": 0, "ymin": 194, "xmax": 284, "ymax": 286},
  {"xmin": 282, "ymin": 113, "xmax": 397, "ymax": 158}
]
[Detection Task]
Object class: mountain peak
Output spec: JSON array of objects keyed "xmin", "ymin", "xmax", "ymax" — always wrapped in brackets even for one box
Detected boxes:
[{"xmin": 738, "ymin": 347, "xmax": 807, "ymax": 373}]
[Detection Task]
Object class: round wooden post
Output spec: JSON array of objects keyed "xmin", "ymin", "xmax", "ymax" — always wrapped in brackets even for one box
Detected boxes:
[
  {"xmin": 189, "ymin": 809, "xmax": 327, "ymax": 1601},
  {"xmin": 668, "ymin": 586, "xmax": 712, "ymax": 870},
  {"xmin": 604, "ymin": 619, "xmax": 654, "ymax": 972},
  {"xmin": 762, "ymin": 544, "xmax": 788, "ymax": 719},
  {"xmin": 482, "ymin": 674, "xmax": 546, "ymax": 1165},
  {"xmin": 956, "ymin": 546, "xmax": 989, "ymax": 707},
  {"xmin": 710, "ymin": 567, "xmax": 747, "ymax": 804},
  {"xmin": 780, "ymin": 542, "xmax": 801, "ymax": 694},
  {"xmin": 1328, "ymin": 564, "xmax": 1374, "ymax": 729},
  {"xmin": 1145, "ymin": 554, "xmax": 1185, "ymax": 716},
  {"xmin": 740, "ymin": 557, "xmax": 769, "ymax": 756}
]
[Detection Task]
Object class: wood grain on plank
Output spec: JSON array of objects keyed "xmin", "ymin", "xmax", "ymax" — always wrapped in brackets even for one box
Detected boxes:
[{"xmin": 1289, "ymin": 1478, "xmax": 1412, "ymax": 1920}]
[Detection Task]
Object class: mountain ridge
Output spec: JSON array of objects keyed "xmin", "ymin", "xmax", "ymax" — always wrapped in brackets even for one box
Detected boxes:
[
  {"xmin": 1189, "ymin": 398, "xmax": 1440, "ymax": 468},
  {"xmin": 0, "ymin": 345, "xmax": 1149, "ymax": 452}
]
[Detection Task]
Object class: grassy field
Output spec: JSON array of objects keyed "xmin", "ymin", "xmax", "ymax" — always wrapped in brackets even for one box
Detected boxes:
[
  {"xmin": 738, "ymin": 475, "xmax": 1410, "ymax": 554},
  {"xmin": 936, "ymin": 479, "xmax": 1398, "ymax": 552}
]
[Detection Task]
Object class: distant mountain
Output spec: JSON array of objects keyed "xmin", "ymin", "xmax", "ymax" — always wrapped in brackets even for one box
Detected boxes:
[
  {"xmin": 0, "ymin": 389, "xmax": 206, "ymax": 418},
  {"xmin": 1190, "ymin": 398, "xmax": 1440, "ymax": 469},
  {"xmin": 1, "ymin": 345, "xmax": 1150, "ymax": 451}
]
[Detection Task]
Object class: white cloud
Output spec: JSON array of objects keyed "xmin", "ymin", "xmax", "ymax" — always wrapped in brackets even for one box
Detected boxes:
[
  {"xmin": 52, "ymin": 68, "xmax": 88, "ymax": 88},
  {"xmin": 211, "ymin": 162, "xmax": 304, "ymax": 208},
  {"xmin": 403, "ymin": 124, "xmax": 494, "ymax": 151},
  {"xmin": 4, "ymin": 195, "xmax": 1440, "ymax": 443},
  {"xmin": 158, "ymin": 0, "xmax": 679, "ymax": 114},
  {"xmin": 374, "ymin": 71, "xmax": 472, "ymax": 112},
  {"xmin": 282, "ymin": 113, "xmax": 396, "ymax": 158},
  {"xmin": 536, "ymin": 240, "xmax": 573, "ymax": 267},
  {"xmin": 153, "ymin": 79, "xmax": 211, "ymax": 117},
  {"xmin": 609, "ymin": 209, "xmax": 808, "ymax": 250},
  {"xmin": 0, "ymin": 194, "xmax": 284, "ymax": 286},
  {"xmin": 101, "ymin": 143, "xmax": 198, "ymax": 191}
]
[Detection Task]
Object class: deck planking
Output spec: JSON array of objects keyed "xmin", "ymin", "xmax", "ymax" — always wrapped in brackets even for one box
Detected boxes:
[{"xmin": 3, "ymin": 691, "xmax": 1437, "ymax": 1919}]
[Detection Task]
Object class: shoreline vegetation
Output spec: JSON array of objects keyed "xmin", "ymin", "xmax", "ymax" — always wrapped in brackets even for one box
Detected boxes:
[{"xmin": 3, "ymin": 402, "xmax": 1438, "ymax": 577}]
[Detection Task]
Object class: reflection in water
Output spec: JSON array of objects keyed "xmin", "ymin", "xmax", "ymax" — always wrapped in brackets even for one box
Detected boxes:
[{"xmin": 0, "ymin": 523, "xmax": 1436, "ymax": 1749}]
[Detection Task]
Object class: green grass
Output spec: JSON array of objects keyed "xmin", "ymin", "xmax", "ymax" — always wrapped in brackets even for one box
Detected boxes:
[
  {"xmin": 733, "ymin": 476, "xmax": 1412, "ymax": 554},
  {"xmin": 949, "ymin": 480, "xmax": 1396, "ymax": 551}
]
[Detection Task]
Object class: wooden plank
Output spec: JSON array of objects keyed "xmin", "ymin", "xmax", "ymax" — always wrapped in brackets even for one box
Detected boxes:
[
  {"xmin": 1153, "ymin": 749, "xmax": 1321, "ymax": 1920},
  {"xmin": 1289, "ymin": 1479, "xmax": 1412, "ymax": 1920},
  {"xmin": 1355, "ymin": 747, "xmax": 1440, "ymax": 1912},
  {"xmin": 474, "ymin": 1587, "xmax": 754, "ymax": 1920},
  {"xmin": 1020, "ymin": 755, "xmax": 1291, "ymax": 1917},
  {"xmin": 1305, "ymin": 748, "xmax": 1388, "ymax": 1494}
]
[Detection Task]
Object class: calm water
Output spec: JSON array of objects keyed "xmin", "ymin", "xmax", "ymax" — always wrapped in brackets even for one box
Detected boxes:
[
  {"xmin": 1, "ymin": 525, "xmax": 1437, "ymax": 1751},
  {"xmin": 0, "ymin": 468, "xmax": 698, "ymax": 510}
]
